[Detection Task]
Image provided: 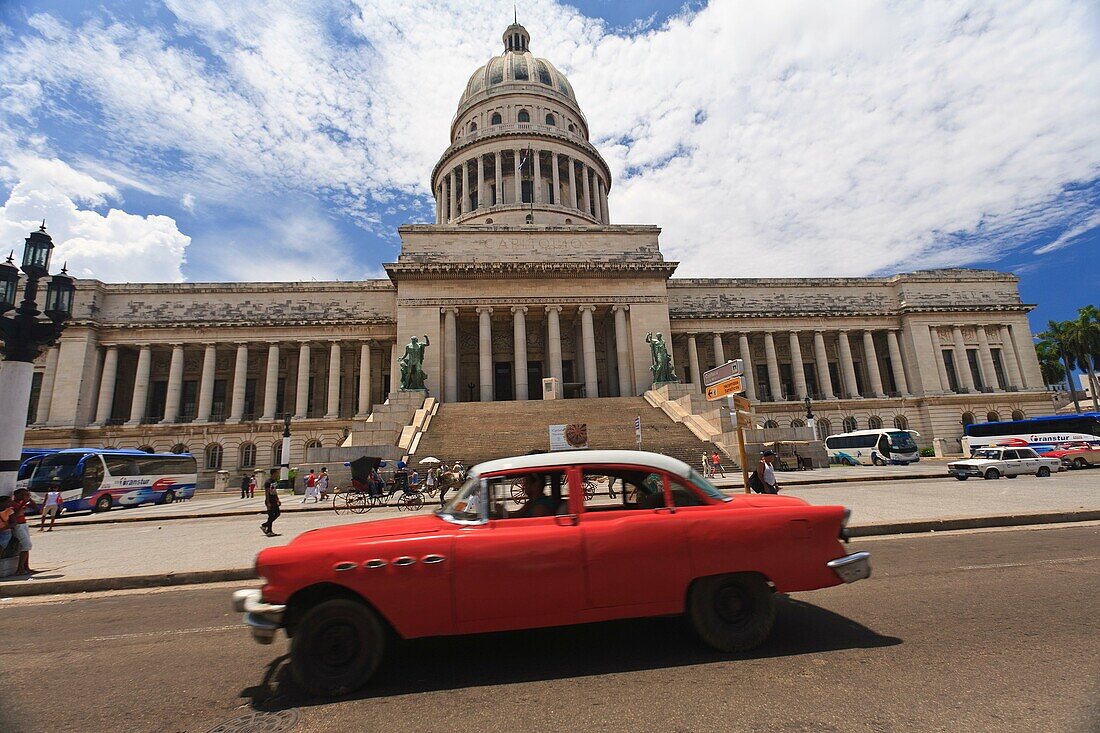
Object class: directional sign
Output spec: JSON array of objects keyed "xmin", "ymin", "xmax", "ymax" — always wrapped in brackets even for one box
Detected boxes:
[
  {"xmin": 705, "ymin": 375, "xmax": 743, "ymax": 401},
  {"xmin": 736, "ymin": 410, "xmax": 755, "ymax": 428},
  {"xmin": 731, "ymin": 394, "xmax": 752, "ymax": 412},
  {"xmin": 703, "ymin": 359, "xmax": 744, "ymax": 387},
  {"xmin": 633, "ymin": 416, "xmax": 642, "ymax": 442}
]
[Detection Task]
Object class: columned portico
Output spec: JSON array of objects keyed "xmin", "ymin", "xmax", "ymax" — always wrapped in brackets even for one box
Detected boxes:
[
  {"xmin": 812, "ymin": 331, "xmax": 834, "ymax": 400},
  {"xmin": 613, "ymin": 305, "xmax": 631, "ymax": 396},
  {"xmin": 862, "ymin": 330, "xmax": 885, "ymax": 398},
  {"xmin": 763, "ymin": 332, "xmax": 782, "ymax": 401},
  {"xmin": 837, "ymin": 331, "xmax": 859, "ymax": 399},
  {"xmin": 161, "ymin": 343, "xmax": 185, "ymax": 424},
  {"xmin": 512, "ymin": 306, "xmax": 529, "ymax": 401},
  {"xmin": 546, "ymin": 306, "xmax": 563, "ymax": 383},
  {"xmin": 262, "ymin": 342, "xmax": 280, "ymax": 420},
  {"xmin": 579, "ymin": 305, "xmax": 598, "ymax": 398},
  {"xmin": 789, "ymin": 331, "xmax": 808, "ymax": 400},
  {"xmin": 686, "ymin": 334, "xmax": 701, "ymax": 387},
  {"xmin": 738, "ymin": 333, "xmax": 756, "ymax": 401},
  {"xmin": 356, "ymin": 342, "xmax": 373, "ymax": 417},
  {"xmin": 886, "ymin": 330, "xmax": 909, "ymax": 396},
  {"xmin": 195, "ymin": 344, "xmax": 217, "ymax": 423},
  {"xmin": 126, "ymin": 344, "xmax": 152, "ymax": 426},
  {"xmin": 443, "ymin": 307, "xmax": 459, "ymax": 403},
  {"xmin": 93, "ymin": 345, "xmax": 119, "ymax": 425},
  {"xmin": 295, "ymin": 342, "xmax": 311, "ymax": 418},
  {"xmin": 325, "ymin": 341, "xmax": 342, "ymax": 418}
]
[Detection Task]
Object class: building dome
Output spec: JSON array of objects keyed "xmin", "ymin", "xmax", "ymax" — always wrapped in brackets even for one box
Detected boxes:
[{"xmin": 458, "ymin": 23, "xmax": 578, "ymax": 108}]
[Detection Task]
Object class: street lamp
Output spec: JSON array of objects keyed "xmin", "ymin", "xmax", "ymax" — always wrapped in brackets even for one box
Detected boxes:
[
  {"xmin": 279, "ymin": 413, "xmax": 292, "ymax": 487},
  {"xmin": 803, "ymin": 396, "xmax": 816, "ymax": 437},
  {"xmin": 0, "ymin": 224, "xmax": 74, "ymax": 497}
]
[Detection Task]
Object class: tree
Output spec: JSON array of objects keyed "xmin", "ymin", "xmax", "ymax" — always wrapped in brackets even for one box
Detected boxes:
[
  {"xmin": 1073, "ymin": 305, "xmax": 1100, "ymax": 411},
  {"xmin": 1035, "ymin": 340, "xmax": 1066, "ymax": 390},
  {"xmin": 1038, "ymin": 320, "xmax": 1080, "ymax": 413}
]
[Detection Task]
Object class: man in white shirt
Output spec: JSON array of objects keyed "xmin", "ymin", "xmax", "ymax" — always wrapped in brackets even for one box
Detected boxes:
[{"xmin": 39, "ymin": 487, "xmax": 63, "ymax": 532}]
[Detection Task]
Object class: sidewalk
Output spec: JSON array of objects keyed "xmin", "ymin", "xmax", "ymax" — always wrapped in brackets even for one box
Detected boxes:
[{"xmin": 3, "ymin": 470, "xmax": 1097, "ymax": 597}]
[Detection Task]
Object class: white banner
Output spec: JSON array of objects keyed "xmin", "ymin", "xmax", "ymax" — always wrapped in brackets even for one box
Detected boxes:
[{"xmin": 549, "ymin": 423, "xmax": 589, "ymax": 451}]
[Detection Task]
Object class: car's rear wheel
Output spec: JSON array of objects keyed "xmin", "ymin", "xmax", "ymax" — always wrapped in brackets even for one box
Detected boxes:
[
  {"xmin": 1072, "ymin": 457, "xmax": 1087, "ymax": 470},
  {"xmin": 290, "ymin": 599, "xmax": 385, "ymax": 698},
  {"xmin": 1037, "ymin": 466, "xmax": 1051, "ymax": 478},
  {"xmin": 983, "ymin": 468, "xmax": 1000, "ymax": 480},
  {"xmin": 954, "ymin": 475, "xmax": 968, "ymax": 481},
  {"xmin": 688, "ymin": 573, "xmax": 775, "ymax": 653},
  {"xmin": 1006, "ymin": 474, "xmax": 1018, "ymax": 479}
]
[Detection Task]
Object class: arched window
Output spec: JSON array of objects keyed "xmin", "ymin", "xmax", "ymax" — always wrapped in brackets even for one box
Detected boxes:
[
  {"xmin": 305, "ymin": 439, "xmax": 322, "ymax": 451},
  {"xmin": 490, "ymin": 112, "xmax": 502, "ymax": 125},
  {"xmin": 170, "ymin": 443, "xmax": 189, "ymax": 455},
  {"xmin": 816, "ymin": 418, "xmax": 832, "ymax": 441},
  {"xmin": 1011, "ymin": 409, "xmax": 1025, "ymax": 421},
  {"xmin": 986, "ymin": 411, "xmax": 1000, "ymax": 423},
  {"xmin": 272, "ymin": 441, "xmax": 283, "ymax": 467},
  {"xmin": 240, "ymin": 442, "xmax": 257, "ymax": 468},
  {"xmin": 868, "ymin": 416, "xmax": 883, "ymax": 430},
  {"xmin": 568, "ymin": 123, "xmax": 575, "ymax": 133},
  {"xmin": 525, "ymin": 214, "xmax": 534, "ymax": 224},
  {"xmin": 961, "ymin": 412, "xmax": 976, "ymax": 427},
  {"xmin": 545, "ymin": 113, "xmax": 556, "ymax": 126},
  {"xmin": 468, "ymin": 121, "xmax": 477, "ymax": 133},
  {"xmin": 138, "ymin": 445, "xmax": 155, "ymax": 454},
  {"xmin": 790, "ymin": 419, "xmax": 805, "ymax": 428},
  {"xmin": 763, "ymin": 419, "xmax": 779, "ymax": 429},
  {"xmin": 205, "ymin": 443, "xmax": 223, "ymax": 470},
  {"xmin": 485, "ymin": 218, "xmax": 493, "ymax": 224},
  {"xmin": 893, "ymin": 415, "xmax": 909, "ymax": 431},
  {"xmin": 517, "ymin": 109, "xmax": 530, "ymax": 123},
  {"xmin": 843, "ymin": 416, "xmax": 858, "ymax": 433}
]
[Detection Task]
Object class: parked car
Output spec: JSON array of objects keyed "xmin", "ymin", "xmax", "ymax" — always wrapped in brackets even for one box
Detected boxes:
[
  {"xmin": 947, "ymin": 447, "xmax": 1061, "ymax": 480},
  {"xmin": 231, "ymin": 449, "xmax": 871, "ymax": 697},
  {"xmin": 1040, "ymin": 443, "xmax": 1100, "ymax": 470}
]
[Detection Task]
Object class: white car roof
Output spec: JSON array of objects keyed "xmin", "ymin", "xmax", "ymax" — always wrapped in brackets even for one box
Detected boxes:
[{"xmin": 471, "ymin": 450, "xmax": 694, "ymax": 478}]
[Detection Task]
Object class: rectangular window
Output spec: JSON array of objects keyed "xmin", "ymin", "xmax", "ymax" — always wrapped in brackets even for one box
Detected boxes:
[
  {"xmin": 212, "ymin": 379, "xmax": 227, "ymax": 421},
  {"xmin": 778, "ymin": 363, "xmax": 794, "ymax": 400},
  {"xmin": 469, "ymin": 192, "xmax": 478, "ymax": 211},
  {"xmin": 276, "ymin": 377, "xmax": 286, "ymax": 417},
  {"xmin": 883, "ymin": 357, "xmax": 897, "ymax": 395},
  {"xmin": 244, "ymin": 378, "xmax": 257, "ymax": 419},
  {"xmin": 828, "ymin": 362, "xmax": 841, "ymax": 397},
  {"xmin": 803, "ymin": 363, "xmax": 818, "ymax": 399},
  {"xmin": 562, "ymin": 360, "xmax": 575, "ymax": 384},
  {"xmin": 967, "ymin": 349, "xmax": 984, "ymax": 391},
  {"xmin": 180, "ymin": 380, "xmax": 198, "ymax": 422},
  {"xmin": 754, "ymin": 364, "xmax": 771, "ymax": 401},
  {"xmin": 307, "ymin": 376, "xmax": 316, "ymax": 417},
  {"xmin": 942, "ymin": 351, "xmax": 960, "ymax": 392},
  {"xmin": 852, "ymin": 361, "xmax": 865, "ymax": 396},
  {"xmin": 991, "ymin": 348, "xmax": 1008, "ymax": 390},
  {"xmin": 27, "ymin": 371, "xmax": 43, "ymax": 425},
  {"xmin": 148, "ymin": 380, "xmax": 168, "ymax": 421},
  {"xmin": 521, "ymin": 180, "xmax": 533, "ymax": 204},
  {"xmin": 490, "ymin": 183, "xmax": 498, "ymax": 206}
]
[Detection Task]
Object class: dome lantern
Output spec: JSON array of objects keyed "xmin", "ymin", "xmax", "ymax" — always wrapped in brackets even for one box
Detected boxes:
[{"xmin": 503, "ymin": 23, "xmax": 530, "ymax": 52}]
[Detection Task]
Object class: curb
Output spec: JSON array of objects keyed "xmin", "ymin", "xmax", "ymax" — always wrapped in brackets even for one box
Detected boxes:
[
  {"xmin": 3, "ymin": 510, "xmax": 1098, "ymax": 598},
  {"xmin": 712, "ymin": 472, "xmax": 948, "ymax": 489}
]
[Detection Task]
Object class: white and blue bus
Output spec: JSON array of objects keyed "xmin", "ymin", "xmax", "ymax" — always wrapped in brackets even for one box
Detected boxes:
[
  {"xmin": 825, "ymin": 429, "xmax": 921, "ymax": 465},
  {"xmin": 26, "ymin": 449, "xmax": 197, "ymax": 513},
  {"xmin": 962, "ymin": 413, "xmax": 1100, "ymax": 454}
]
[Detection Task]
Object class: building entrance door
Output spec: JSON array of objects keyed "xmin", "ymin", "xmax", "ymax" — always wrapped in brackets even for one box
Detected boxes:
[
  {"xmin": 527, "ymin": 361, "xmax": 543, "ymax": 400},
  {"xmin": 494, "ymin": 362, "xmax": 513, "ymax": 401}
]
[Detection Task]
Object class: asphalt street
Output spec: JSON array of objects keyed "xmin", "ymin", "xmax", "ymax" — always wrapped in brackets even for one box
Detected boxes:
[{"xmin": 1, "ymin": 524, "xmax": 1097, "ymax": 733}]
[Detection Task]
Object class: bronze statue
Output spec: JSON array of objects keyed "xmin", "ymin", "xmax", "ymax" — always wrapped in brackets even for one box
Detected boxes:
[
  {"xmin": 399, "ymin": 335, "xmax": 430, "ymax": 391},
  {"xmin": 646, "ymin": 332, "xmax": 678, "ymax": 384}
]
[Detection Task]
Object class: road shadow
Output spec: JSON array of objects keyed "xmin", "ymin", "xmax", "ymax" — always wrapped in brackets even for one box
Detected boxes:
[{"xmin": 241, "ymin": 595, "xmax": 901, "ymax": 710}]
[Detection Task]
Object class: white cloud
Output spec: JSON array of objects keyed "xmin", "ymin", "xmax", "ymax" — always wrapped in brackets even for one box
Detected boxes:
[
  {"xmin": 0, "ymin": 157, "xmax": 190, "ymax": 282},
  {"xmin": 1033, "ymin": 211, "xmax": 1100, "ymax": 255},
  {"xmin": 0, "ymin": 0, "xmax": 1097, "ymax": 279},
  {"xmin": 180, "ymin": 193, "xmax": 195, "ymax": 212}
]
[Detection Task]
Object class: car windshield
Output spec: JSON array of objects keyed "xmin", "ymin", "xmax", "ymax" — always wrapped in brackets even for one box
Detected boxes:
[
  {"xmin": 438, "ymin": 474, "xmax": 484, "ymax": 522},
  {"xmin": 972, "ymin": 449, "xmax": 1000, "ymax": 459},
  {"xmin": 687, "ymin": 470, "xmax": 731, "ymax": 502},
  {"xmin": 887, "ymin": 431, "xmax": 917, "ymax": 450}
]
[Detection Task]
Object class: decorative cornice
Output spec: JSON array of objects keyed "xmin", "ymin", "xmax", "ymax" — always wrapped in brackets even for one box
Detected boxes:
[
  {"xmin": 398, "ymin": 296, "xmax": 666, "ymax": 307},
  {"xmin": 670, "ymin": 304, "xmax": 1032, "ymax": 320},
  {"xmin": 384, "ymin": 260, "xmax": 678, "ymax": 281}
]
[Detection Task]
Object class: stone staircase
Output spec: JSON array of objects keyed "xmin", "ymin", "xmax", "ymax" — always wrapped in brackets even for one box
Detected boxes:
[{"xmin": 412, "ymin": 397, "xmax": 726, "ymax": 469}]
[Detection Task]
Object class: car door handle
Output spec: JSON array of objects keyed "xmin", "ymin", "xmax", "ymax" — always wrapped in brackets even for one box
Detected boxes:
[
  {"xmin": 393, "ymin": 556, "xmax": 416, "ymax": 567},
  {"xmin": 333, "ymin": 561, "xmax": 358, "ymax": 572},
  {"xmin": 363, "ymin": 559, "xmax": 387, "ymax": 569},
  {"xmin": 422, "ymin": 554, "xmax": 446, "ymax": 565},
  {"xmin": 654, "ymin": 506, "xmax": 675, "ymax": 514}
]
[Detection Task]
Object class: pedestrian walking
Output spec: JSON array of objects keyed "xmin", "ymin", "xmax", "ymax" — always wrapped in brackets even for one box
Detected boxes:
[
  {"xmin": 11, "ymin": 488, "xmax": 37, "ymax": 575},
  {"xmin": 248, "ymin": 475, "xmax": 257, "ymax": 498},
  {"xmin": 701, "ymin": 452, "xmax": 711, "ymax": 478},
  {"xmin": 316, "ymin": 468, "xmax": 330, "ymax": 500},
  {"xmin": 240, "ymin": 474, "xmax": 250, "ymax": 499},
  {"xmin": 38, "ymin": 486, "xmax": 63, "ymax": 532},
  {"xmin": 300, "ymin": 469, "xmax": 318, "ymax": 503},
  {"xmin": 426, "ymin": 466, "xmax": 437, "ymax": 494},
  {"xmin": 753, "ymin": 449, "xmax": 781, "ymax": 494},
  {"xmin": 0, "ymin": 496, "xmax": 14, "ymax": 555},
  {"xmin": 711, "ymin": 451, "xmax": 726, "ymax": 479},
  {"xmin": 260, "ymin": 478, "xmax": 281, "ymax": 536}
]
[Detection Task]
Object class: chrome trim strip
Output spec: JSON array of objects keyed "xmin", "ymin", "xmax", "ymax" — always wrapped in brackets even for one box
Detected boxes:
[
  {"xmin": 393, "ymin": 556, "xmax": 417, "ymax": 567},
  {"xmin": 827, "ymin": 551, "xmax": 872, "ymax": 583},
  {"xmin": 422, "ymin": 554, "xmax": 446, "ymax": 564},
  {"xmin": 333, "ymin": 561, "xmax": 357, "ymax": 572},
  {"xmin": 363, "ymin": 559, "xmax": 388, "ymax": 569}
]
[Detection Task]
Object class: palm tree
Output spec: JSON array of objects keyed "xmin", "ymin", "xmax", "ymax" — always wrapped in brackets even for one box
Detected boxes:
[
  {"xmin": 1035, "ymin": 340, "xmax": 1066, "ymax": 390},
  {"xmin": 1038, "ymin": 320, "xmax": 1080, "ymax": 413},
  {"xmin": 1072, "ymin": 305, "xmax": 1100, "ymax": 411}
]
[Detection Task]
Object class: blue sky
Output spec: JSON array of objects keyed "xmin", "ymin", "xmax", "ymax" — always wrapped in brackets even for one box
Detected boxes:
[{"xmin": 0, "ymin": 0, "xmax": 1097, "ymax": 337}]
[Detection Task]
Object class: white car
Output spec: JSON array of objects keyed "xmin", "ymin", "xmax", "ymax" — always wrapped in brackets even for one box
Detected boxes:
[{"xmin": 948, "ymin": 447, "xmax": 1061, "ymax": 481}]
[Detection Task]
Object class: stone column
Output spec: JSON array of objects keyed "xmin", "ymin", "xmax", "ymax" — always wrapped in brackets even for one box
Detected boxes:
[
  {"xmin": 477, "ymin": 307, "xmax": 493, "ymax": 401},
  {"xmin": 574, "ymin": 312, "xmax": 586, "ymax": 386},
  {"xmin": 325, "ymin": 341, "xmax": 341, "ymax": 418},
  {"xmin": 613, "ymin": 305, "xmax": 631, "ymax": 396},
  {"xmin": 295, "ymin": 342, "xmax": 311, "ymax": 418},
  {"xmin": 436, "ymin": 183, "xmax": 443, "ymax": 223},
  {"xmin": 593, "ymin": 177, "xmax": 603, "ymax": 222},
  {"xmin": 567, "ymin": 157, "xmax": 578, "ymax": 209},
  {"xmin": 448, "ymin": 169, "xmax": 456, "ymax": 222},
  {"xmin": 581, "ymin": 165, "xmax": 591, "ymax": 216},
  {"xmin": 738, "ymin": 333, "xmax": 756, "ymax": 401},
  {"xmin": 195, "ymin": 344, "xmax": 216, "ymax": 423},
  {"xmin": 161, "ymin": 343, "xmax": 185, "ymax": 423},
  {"xmin": 126, "ymin": 344, "xmax": 152, "ymax": 426},
  {"xmin": 514, "ymin": 149, "xmax": 523, "ymax": 204},
  {"xmin": 443, "ymin": 307, "xmax": 458, "ymax": 403},
  {"xmin": 998, "ymin": 325, "xmax": 1023, "ymax": 389},
  {"xmin": 356, "ymin": 342, "xmax": 373, "ymax": 417},
  {"xmin": 551, "ymin": 153, "xmax": 561, "ymax": 205},
  {"xmin": 976, "ymin": 326, "xmax": 997, "ymax": 391},
  {"xmin": 476, "ymin": 155, "xmax": 485, "ymax": 211},
  {"xmin": 227, "ymin": 342, "xmax": 249, "ymax": 422},
  {"xmin": 546, "ymin": 306, "xmax": 563, "ymax": 383},
  {"xmin": 533, "ymin": 148, "xmax": 542, "ymax": 204},
  {"xmin": 763, "ymin": 332, "xmax": 782, "ymax": 401},
  {"xmin": 862, "ymin": 330, "xmax": 885, "ymax": 397},
  {"xmin": 35, "ymin": 346, "xmax": 59, "ymax": 424},
  {"xmin": 929, "ymin": 328, "xmax": 950, "ymax": 392},
  {"xmin": 812, "ymin": 331, "xmax": 835, "ymax": 400},
  {"xmin": 262, "ymin": 342, "xmax": 280, "ymax": 420},
  {"xmin": 580, "ymin": 306, "xmax": 598, "ymax": 397},
  {"xmin": 789, "ymin": 331, "xmax": 808, "ymax": 399},
  {"xmin": 93, "ymin": 345, "xmax": 119, "ymax": 425},
  {"xmin": 686, "ymin": 334, "xmax": 702, "ymax": 388},
  {"xmin": 712, "ymin": 333, "xmax": 725, "ymax": 368},
  {"xmin": 886, "ymin": 330, "xmax": 910, "ymax": 396},
  {"xmin": 390, "ymin": 340, "xmax": 400, "ymax": 394},
  {"xmin": 952, "ymin": 326, "xmax": 975, "ymax": 391},
  {"xmin": 837, "ymin": 330, "xmax": 859, "ymax": 398},
  {"xmin": 600, "ymin": 178, "xmax": 610, "ymax": 223},
  {"xmin": 492, "ymin": 151, "xmax": 502, "ymax": 206},
  {"xmin": 512, "ymin": 306, "xmax": 529, "ymax": 401}
]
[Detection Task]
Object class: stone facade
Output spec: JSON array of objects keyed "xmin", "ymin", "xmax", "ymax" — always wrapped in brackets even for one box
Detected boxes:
[{"xmin": 20, "ymin": 23, "xmax": 1052, "ymax": 483}]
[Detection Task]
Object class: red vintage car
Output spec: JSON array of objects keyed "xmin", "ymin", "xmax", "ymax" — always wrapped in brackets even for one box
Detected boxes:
[{"xmin": 232, "ymin": 450, "xmax": 870, "ymax": 697}]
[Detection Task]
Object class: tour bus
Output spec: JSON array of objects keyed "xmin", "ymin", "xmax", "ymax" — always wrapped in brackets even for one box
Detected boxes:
[
  {"xmin": 14, "ymin": 449, "xmax": 60, "ymax": 492},
  {"xmin": 824, "ymin": 429, "xmax": 921, "ymax": 465},
  {"xmin": 962, "ymin": 413, "xmax": 1100, "ymax": 455},
  {"xmin": 26, "ymin": 449, "xmax": 198, "ymax": 513}
]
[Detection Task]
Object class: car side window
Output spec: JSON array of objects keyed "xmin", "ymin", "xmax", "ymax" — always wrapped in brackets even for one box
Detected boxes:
[
  {"xmin": 668, "ymin": 474, "xmax": 707, "ymax": 507},
  {"xmin": 486, "ymin": 470, "xmax": 569, "ymax": 520},
  {"xmin": 1002, "ymin": 450, "xmax": 1018, "ymax": 460},
  {"xmin": 580, "ymin": 467, "xmax": 666, "ymax": 512},
  {"xmin": 1019, "ymin": 449, "xmax": 1037, "ymax": 458}
]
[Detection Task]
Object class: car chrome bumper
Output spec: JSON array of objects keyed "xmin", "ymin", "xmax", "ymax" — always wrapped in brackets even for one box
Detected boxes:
[
  {"xmin": 828, "ymin": 551, "xmax": 872, "ymax": 583},
  {"xmin": 231, "ymin": 588, "xmax": 286, "ymax": 645}
]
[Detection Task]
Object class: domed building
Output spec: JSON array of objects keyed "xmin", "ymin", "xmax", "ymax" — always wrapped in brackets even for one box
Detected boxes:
[{"xmin": 20, "ymin": 23, "xmax": 1051, "ymax": 486}]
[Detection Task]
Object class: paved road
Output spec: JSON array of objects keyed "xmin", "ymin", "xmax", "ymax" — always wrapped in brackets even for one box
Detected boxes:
[{"xmin": 1, "ymin": 524, "xmax": 1097, "ymax": 733}]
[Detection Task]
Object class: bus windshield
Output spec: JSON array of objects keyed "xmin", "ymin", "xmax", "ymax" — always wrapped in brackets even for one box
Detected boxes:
[
  {"xmin": 28, "ymin": 452, "xmax": 86, "ymax": 490},
  {"xmin": 886, "ymin": 431, "xmax": 917, "ymax": 451}
]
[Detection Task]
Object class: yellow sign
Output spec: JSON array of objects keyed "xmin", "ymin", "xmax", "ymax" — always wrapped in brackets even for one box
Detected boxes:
[{"xmin": 705, "ymin": 376, "xmax": 743, "ymax": 401}]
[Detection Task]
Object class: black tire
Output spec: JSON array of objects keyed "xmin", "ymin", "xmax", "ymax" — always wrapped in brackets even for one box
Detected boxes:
[
  {"xmin": 162, "ymin": 489, "xmax": 175, "ymax": 505},
  {"xmin": 954, "ymin": 475, "xmax": 968, "ymax": 481},
  {"xmin": 1005, "ymin": 474, "xmax": 1018, "ymax": 479},
  {"xmin": 1072, "ymin": 458, "xmax": 1087, "ymax": 470},
  {"xmin": 1037, "ymin": 466, "xmax": 1051, "ymax": 478},
  {"xmin": 688, "ymin": 573, "xmax": 775, "ymax": 653},
  {"xmin": 94, "ymin": 494, "xmax": 112, "ymax": 513},
  {"xmin": 984, "ymin": 468, "xmax": 1000, "ymax": 480},
  {"xmin": 289, "ymin": 599, "xmax": 385, "ymax": 698}
]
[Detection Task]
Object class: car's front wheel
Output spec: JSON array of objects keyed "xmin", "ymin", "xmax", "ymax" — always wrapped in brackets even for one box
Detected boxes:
[
  {"xmin": 1037, "ymin": 466, "xmax": 1051, "ymax": 478},
  {"xmin": 1072, "ymin": 458, "xmax": 1087, "ymax": 470},
  {"xmin": 688, "ymin": 573, "xmax": 775, "ymax": 653},
  {"xmin": 954, "ymin": 475, "xmax": 968, "ymax": 481},
  {"xmin": 984, "ymin": 468, "xmax": 1000, "ymax": 480},
  {"xmin": 290, "ymin": 599, "xmax": 386, "ymax": 698}
]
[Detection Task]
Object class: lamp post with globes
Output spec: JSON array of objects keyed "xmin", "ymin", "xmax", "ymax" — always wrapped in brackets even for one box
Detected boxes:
[{"xmin": 0, "ymin": 223, "xmax": 76, "ymax": 497}]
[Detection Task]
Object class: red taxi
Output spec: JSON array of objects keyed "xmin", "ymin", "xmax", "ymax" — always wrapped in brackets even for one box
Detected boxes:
[{"xmin": 232, "ymin": 450, "xmax": 870, "ymax": 697}]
